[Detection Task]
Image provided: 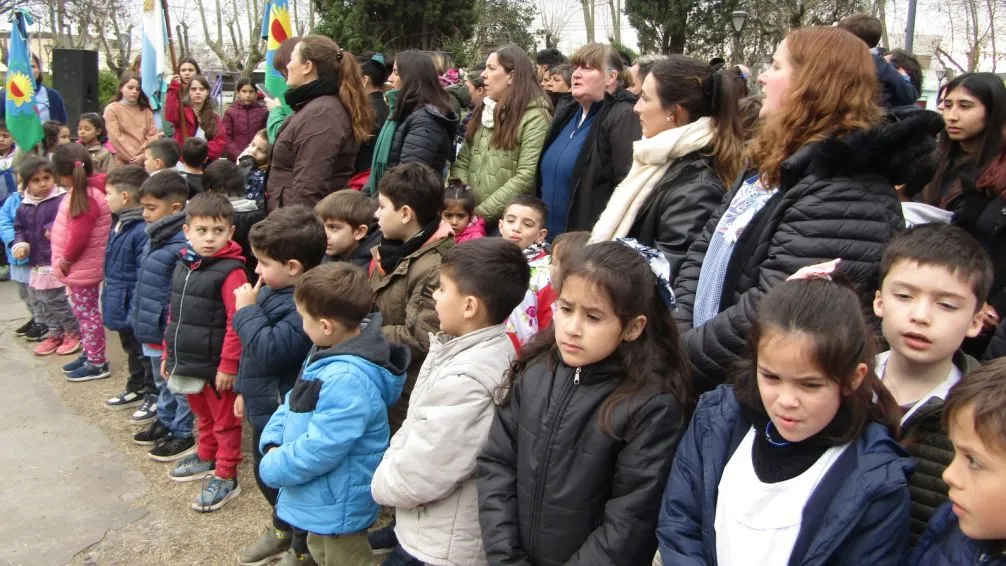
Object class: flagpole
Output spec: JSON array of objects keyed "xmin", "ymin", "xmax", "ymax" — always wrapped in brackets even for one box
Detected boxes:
[{"xmin": 160, "ymin": 0, "xmax": 188, "ymax": 139}]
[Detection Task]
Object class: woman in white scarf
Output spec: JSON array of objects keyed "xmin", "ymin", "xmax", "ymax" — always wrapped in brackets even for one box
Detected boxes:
[{"xmin": 590, "ymin": 56, "xmax": 747, "ymax": 275}]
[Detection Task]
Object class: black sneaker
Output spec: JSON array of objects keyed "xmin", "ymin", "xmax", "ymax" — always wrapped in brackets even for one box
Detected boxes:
[
  {"xmin": 15, "ymin": 319, "xmax": 34, "ymax": 336},
  {"xmin": 23, "ymin": 323, "xmax": 48, "ymax": 342},
  {"xmin": 130, "ymin": 394, "xmax": 157, "ymax": 424},
  {"xmin": 368, "ymin": 522, "xmax": 398, "ymax": 556},
  {"xmin": 133, "ymin": 420, "xmax": 170, "ymax": 446},
  {"xmin": 148, "ymin": 435, "xmax": 196, "ymax": 462}
]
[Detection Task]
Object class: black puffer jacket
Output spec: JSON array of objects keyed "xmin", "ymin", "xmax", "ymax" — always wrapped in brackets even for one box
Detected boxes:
[
  {"xmin": 388, "ymin": 104, "xmax": 460, "ymax": 175},
  {"xmin": 628, "ymin": 151, "xmax": 725, "ymax": 275},
  {"xmin": 674, "ymin": 111, "xmax": 944, "ymax": 391},
  {"xmin": 477, "ymin": 354, "xmax": 683, "ymax": 566},
  {"xmin": 536, "ymin": 89, "xmax": 642, "ymax": 232}
]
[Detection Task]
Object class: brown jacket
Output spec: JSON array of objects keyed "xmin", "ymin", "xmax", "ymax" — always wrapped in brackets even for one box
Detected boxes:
[
  {"xmin": 369, "ymin": 222, "xmax": 454, "ymax": 431},
  {"xmin": 266, "ymin": 93, "xmax": 359, "ymax": 212}
]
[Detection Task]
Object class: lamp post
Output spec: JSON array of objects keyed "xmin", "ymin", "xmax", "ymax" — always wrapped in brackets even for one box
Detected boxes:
[{"xmin": 731, "ymin": 10, "xmax": 748, "ymax": 63}]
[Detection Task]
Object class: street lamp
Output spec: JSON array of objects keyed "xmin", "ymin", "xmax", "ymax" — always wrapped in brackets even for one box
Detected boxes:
[{"xmin": 731, "ymin": 10, "xmax": 748, "ymax": 63}]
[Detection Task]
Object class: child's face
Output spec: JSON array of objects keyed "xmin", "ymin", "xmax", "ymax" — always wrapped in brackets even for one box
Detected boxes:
[
  {"xmin": 376, "ymin": 194, "xmax": 412, "ymax": 241},
  {"xmin": 189, "ymin": 81, "xmax": 209, "ymax": 107},
  {"xmin": 179, "ymin": 63, "xmax": 198, "ymax": 84},
  {"xmin": 323, "ymin": 218, "xmax": 364, "ymax": 257},
  {"xmin": 27, "ymin": 170, "xmax": 56, "ymax": 199},
  {"xmin": 183, "ymin": 215, "xmax": 235, "ymax": 257},
  {"xmin": 253, "ymin": 247, "xmax": 301, "ymax": 290},
  {"xmin": 442, "ymin": 202, "xmax": 471, "ymax": 235},
  {"xmin": 0, "ymin": 130, "xmax": 13, "ymax": 153},
  {"xmin": 944, "ymin": 405, "xmax": 1006, "ymax": 540},
  {"xmin": 755, "ymin": 329, "xmax": 866, "ymax": 443},
  {"xmin": 58, "ymin": 126, "xmax": 71, "ymax": 145},
  {"xmin": 499, "ymin": 205, "xmax": 547, "ymax": 250},
  {"xmin": 434, "ymin": 271, "xmax": 474, "ymax": 336},
  {"xmin": 140, "ymin": 195, "xmax": 182, "ymax": 224},
  {"xmin": 144, "ymin": 150, "xmax": 163, "ymax": 173},
  {"xmin": 105, "ymin": 183, "xmax": 133, "ymax": 214},
  {"xmin": 78, "ymin": 120, "xmax": 99, "ymax": 145},
  {"xmin": 874, "ymin": 260, "xmax": 983, "ymax": 369},
  {"xmin": 250, "ymin": 133, "xmax": 269, "ymax": 166},
  {"xmin": 238, "ymin": 84, "xmax": 257, "ymax": 104},
  {"xmin": 554, "ymin": 274, "xmax": 644, "ymax": 368},
  {"xmin": 120, "ymin": 79, "xmax": 141, "ymax": 104}
]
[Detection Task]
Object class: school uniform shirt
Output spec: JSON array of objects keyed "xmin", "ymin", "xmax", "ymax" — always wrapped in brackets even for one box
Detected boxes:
[{"xmin": 714, "ymin": 428, "xmax": 849, "ymax": 566}]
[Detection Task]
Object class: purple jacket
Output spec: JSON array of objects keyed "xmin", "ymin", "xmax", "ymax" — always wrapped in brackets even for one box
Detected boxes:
[
  {"xmin": 14, "ymin": 188, "xmax": 67, "ymax": 267},
  {"xmin": 223, "ymin": 101, "xmax": 268, "ymax": 160}
]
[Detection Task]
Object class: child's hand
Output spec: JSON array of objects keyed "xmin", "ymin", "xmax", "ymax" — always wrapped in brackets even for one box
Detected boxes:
[
  {"xmin": 161, "ymin": 358, "xmax": 170, "ymax": 380},
  {"xmin": 215, "ymin": 371, "xmax": 236, "ymax": 391},
  {"xmin": 234, "ymin": 394, "xmax": 245, "ymax": 419},
  {"xmin": 44, "ymin": 229, "xmax": 51, "ymax": 240},
  {"xmin": 57, "ymin": 258, "xmax": 71, "ymax": 277},
  {"xmin": 234, "ymin": 278, "xmax": 263, "ymax": 310},
  {"xmin": 12, "ymin": 245, "xmax": 28, "ymax": 260}
]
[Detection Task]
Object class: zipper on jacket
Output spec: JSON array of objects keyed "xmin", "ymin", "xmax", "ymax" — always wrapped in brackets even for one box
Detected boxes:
[
  {"xmin": 528, "ymin": 366, "xmax": 581, "ymax": 558},
  {"xmin": 170, "ymin": 267, "xmax": 193, "ymax": 376}
]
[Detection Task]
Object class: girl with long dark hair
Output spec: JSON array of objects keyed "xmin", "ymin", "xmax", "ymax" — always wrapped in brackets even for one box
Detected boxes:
[{"xmin": 103, "ymin": 71, "xmax": 160, "ymax": 167}]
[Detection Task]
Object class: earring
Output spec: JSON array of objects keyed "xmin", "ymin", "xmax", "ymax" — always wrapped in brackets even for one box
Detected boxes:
[{"xmin": 666, "ymin": 115, "xmax": 672, "ymax": 122}]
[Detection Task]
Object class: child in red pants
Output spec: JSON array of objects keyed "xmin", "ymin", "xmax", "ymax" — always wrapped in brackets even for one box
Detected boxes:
[{"xmin": 160, "ymin": 193, "xmax": 247, "ymax": 512}]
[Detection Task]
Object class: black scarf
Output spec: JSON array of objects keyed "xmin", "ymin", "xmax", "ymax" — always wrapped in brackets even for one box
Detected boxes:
[
  {"xmin": 377, "ymin": 219, "xmax": 441, "ymax": 274},
  {"xmin": 284, "ymin": 77, "xmax": 341, "ymax": 112},
  {"xmin": 741, "ymin": 403, "xmax": 853, "ymax": 483}
]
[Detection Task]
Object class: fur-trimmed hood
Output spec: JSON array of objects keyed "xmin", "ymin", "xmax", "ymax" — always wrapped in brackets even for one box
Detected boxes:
[{"xmin": 779, "ymin": 110, "xmax": 944, "ymax": 191}]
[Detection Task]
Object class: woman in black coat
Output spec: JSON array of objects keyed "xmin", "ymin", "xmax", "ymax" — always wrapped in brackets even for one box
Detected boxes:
[
  {"xmin": 672, "ymin": 27, "xmax": 944, "ymax": 392},
  {"xmin": 386, "ymin": 50, "xmax": 460, "ymax": 176}
]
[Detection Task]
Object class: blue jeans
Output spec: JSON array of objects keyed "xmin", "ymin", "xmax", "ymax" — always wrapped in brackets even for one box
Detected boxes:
[{"xmin": 149, "ymin": 353, "xmax": 194, "ymax": 438}]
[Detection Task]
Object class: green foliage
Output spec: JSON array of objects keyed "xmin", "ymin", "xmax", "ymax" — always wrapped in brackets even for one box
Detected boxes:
[
  {"xmin": 453, "ymin": 0, "xmax": 537, "ymax": 68},
  {"xmin": 609, "ymin": 40, "xmax": 638, "ymax": 63},
  {"xmin": 99, "ymin": 69, "xmax": 120, "ymax": 108},
  {"xmin": 316, "ymin": 0, "xmax": 478, "ymax": 53}
]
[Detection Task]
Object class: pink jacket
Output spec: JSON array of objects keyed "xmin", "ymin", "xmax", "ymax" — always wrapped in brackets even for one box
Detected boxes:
[
  {"xmin": 50, "ymin": 186, "xmax": 112, "ymax": 287},
  {"xmin": 454, "ymin": 216, "xmax": 486, "ymax": 244}
]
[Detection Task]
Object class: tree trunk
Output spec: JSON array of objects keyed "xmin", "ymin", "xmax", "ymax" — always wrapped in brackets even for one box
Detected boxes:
[
  {"xmin": 609, "ymin": 0, "xmax": 620, "ymax": 44},
  {"xmin": 581, "ymin": 0, "xmax": 595, "ymax": 42}
]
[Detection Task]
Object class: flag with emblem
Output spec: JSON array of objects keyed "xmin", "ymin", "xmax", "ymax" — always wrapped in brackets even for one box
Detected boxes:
[
  {"xmin": 261, "ymin": 0, "xmax": 295, "ymax": 101},
  {"xmin": 141, "ymin": 0, "xmax": 167, "ymax": 101},
  {"xmin": 5, "ymin": 9, "xmax": 43, "ymax": 150}
]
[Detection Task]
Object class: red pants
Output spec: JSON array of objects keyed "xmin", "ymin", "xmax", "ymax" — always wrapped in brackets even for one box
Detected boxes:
[{"xmin": 187, "ymin": 384, "xmax": 242, "ymax": 479}]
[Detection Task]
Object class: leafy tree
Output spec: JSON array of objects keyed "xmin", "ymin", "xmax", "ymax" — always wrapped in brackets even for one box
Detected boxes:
[
  {"xmin": 451, "ymin": 0, "xmax": 537, "ymax": 66},
  {"xmin": 315, "ymin": 0, "xmax": 479, "ymax": 52}
]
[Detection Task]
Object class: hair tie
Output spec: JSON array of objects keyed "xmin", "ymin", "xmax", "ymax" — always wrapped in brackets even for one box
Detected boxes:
[
  {"xmin": 74, "ymin": 161, "xmax": 84, "ymax": 168},
  {"xmin": 787, "ymin": 258, "xmax": 841, "ymax": 282},
  {"xmin": 336, "ymin": 48, "xmax": 344, "ymax": 61},
  {"xmin": 371, "ymin": 53, "xmax": 385, "ymax": 65},
  {"xmin": 615, "ymin": 238, "xmax": 677, "ymax": 311}
]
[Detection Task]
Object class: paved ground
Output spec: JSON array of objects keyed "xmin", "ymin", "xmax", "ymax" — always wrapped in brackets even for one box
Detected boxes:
[{"xmin": 0, "ymin": 281, "xmax": 270, "ymax": 565}]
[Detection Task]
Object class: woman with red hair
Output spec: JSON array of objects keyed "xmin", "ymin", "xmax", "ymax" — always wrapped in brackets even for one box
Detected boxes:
[{"xmin": 672, "ymin": 26, "xmax": 945, "ymax": 391}]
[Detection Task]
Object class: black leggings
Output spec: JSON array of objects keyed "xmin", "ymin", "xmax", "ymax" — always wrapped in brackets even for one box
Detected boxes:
[{"xmin": 251, "ymin": 422, "xmax": 308, "ymax": 553}]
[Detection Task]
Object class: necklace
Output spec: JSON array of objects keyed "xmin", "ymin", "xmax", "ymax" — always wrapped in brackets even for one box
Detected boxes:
[{"xmin": 764, "ymin": 421, "xmax": 790, "ymax": 447}]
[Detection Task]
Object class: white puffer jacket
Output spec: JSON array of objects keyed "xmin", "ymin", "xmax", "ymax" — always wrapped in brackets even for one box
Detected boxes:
[{"xmin": 371, "ymin": 324, "xmax": 515, "ymax": 566}]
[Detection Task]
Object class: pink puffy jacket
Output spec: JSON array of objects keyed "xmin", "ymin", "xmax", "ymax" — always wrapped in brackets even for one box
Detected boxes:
[{"xmin": 50, "ymin": 186, "xmax": 112, "ymax": 287}]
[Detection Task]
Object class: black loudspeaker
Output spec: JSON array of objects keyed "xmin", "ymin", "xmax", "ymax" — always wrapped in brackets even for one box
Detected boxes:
[{"xmin": 51, "ymin": 49, "xmax": 99, "ymax": 129}]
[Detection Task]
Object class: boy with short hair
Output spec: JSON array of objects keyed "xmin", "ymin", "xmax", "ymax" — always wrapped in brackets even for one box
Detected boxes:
[
  {"xmin": 234, "ymin": 206, "xmax": 327, "ymax": 566},
  {"xmin": 909, "ymin": 359, "xmax": 1006, "ymax": 564},
  {"xmin": 162, "ymin": 192, "xmax": 248, "ymax": 512},
  {"xmin": 315, "ymin": 189, "xmax": 379, "ymax": 268},
  {"xmin": 259, "ymin": 263, "xmax": 408, "ymax": 566},
  {"xmin": 371, "ymin": 163, "xmax": 453, "ymax": 432},
  {"xmin": 873, "ymin": 223, "xmax": 992, "ymax": 541},
  {"xmin": 237, "ymin": 129, "xmax": 269, "ymax": 205},
  {"xmin": 99, "ymin": 166, "xmax": 159, "ymax": 422},
  {"xmin": 203, "ymin": 159, "xmax": 265, "ymax": 279},
  {"xmin": 372, "ymin": 238, "xmax": 530, "ymax": 565},
  {"xmin": 499, "ymin": 195, "xmax": 556, "ymax": 346},
  {"xmin": 178, "ymin": 137, "xmax": 208, "ymax": 197},
  {"xmin": 131, "ymin": 171, "xmax": 196, "ymax": 460},
  {"xmin": 144, "ymin": 138, "xmax": 180, "ymax": 174}
]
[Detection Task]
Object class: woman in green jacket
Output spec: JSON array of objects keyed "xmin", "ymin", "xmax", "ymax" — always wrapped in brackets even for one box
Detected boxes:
[{"xmin": 452, "ymin": 45, "xmax": 552, "ymax": 225}]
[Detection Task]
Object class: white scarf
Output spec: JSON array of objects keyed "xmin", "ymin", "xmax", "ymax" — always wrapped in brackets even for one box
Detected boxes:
[
  {"xmin": 590, "ymin": 117, "xmax": 714, "ymax": 243},
  {"xmin": 481, "ymin": 97, "xmax": 497, "ymax": 129}
]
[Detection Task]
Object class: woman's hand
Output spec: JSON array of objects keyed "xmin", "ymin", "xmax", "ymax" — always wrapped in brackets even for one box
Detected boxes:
[{"xmin": 266, "ymin": 97, "xmax": 281, "ymax": 111}]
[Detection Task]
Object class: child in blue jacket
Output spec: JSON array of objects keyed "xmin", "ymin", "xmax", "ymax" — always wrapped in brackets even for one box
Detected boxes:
[
  {"xmin": 657, "ymin": 276, "xmax": 913, "ymax": 566},
  {"xmin": 100, "ymin": 166, "xmax": 157, "ymax": 419},
  {"xmin": 232, "ymin": 207, "xmax": 327, "ymax": 566},
  {"xmin": 259, "ymin": 263, "xmax": 408, "ymax": 566},
  {"xmin": 0, "ymin": 187, "xmax": 39, "ymax": 338},
  {"xmin": 909, "ymin": 359, "xmax": 1006, "ymax": 566}
]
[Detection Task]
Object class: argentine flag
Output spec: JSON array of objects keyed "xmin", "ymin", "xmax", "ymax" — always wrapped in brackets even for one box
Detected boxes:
[{"xmin": 141, "ymin": 0, "xmax": 167, "ymax": 101}]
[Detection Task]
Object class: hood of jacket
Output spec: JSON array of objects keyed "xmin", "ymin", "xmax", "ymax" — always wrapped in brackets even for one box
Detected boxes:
[
  {"xmin": 147, "ymin": 211, "xmax": 186, "ymax": 248},
  {"xmin": 22, "ymin": 186, "xmax": 67, "ymax": 205},
  {"xmin": 446, "ymin": 82, "xmax": 471, "ymax": 109},
  {"xmin": 779, "ymin": 110, "xmax": 944, "ymax": 190},
  {"xmin": 415, "ymin": 103, "xmax": 460, "ymax": 128},
  {"xmin": 308, "ymin": 313, "xmax": 410, "ymax": 406}
]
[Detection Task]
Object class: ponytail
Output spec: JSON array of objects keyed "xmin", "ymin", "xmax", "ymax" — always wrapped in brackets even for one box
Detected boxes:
[
  {"xmin": 337, "ymin": 50, "xmax": 375, "ymax": 144},
  {"xmin": 52, "ymin": 144, "xmax": 94, "ymax": 217}
]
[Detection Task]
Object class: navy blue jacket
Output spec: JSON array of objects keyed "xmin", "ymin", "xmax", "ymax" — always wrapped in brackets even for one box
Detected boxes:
[
  {"xmin": 909, "ymin": 503, "xmax": 1006, "ymax": 565},
  {"xmin": 657, "ymin": 385, "xmax": 914, "ymax": 566},
  {"xmin": 102, "ymin": 208, "xmax": 148, "ymax": 331},
  {"xmin": 233, "ymin": 285, "xmax": 313, "ymax": 430},
  {"xmin": 131, "ymin": 212, "xmax": 187, "ymax": 345}
]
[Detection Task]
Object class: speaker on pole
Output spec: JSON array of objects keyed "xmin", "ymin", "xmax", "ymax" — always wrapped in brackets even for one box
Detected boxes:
[{"xmin": 51, "ymin": 49, "xmax": 99, "ymax": 131}]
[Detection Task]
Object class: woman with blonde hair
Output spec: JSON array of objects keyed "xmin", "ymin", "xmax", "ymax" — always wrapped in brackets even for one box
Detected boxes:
[{"xmin": 672, "ymin": 26, "xmax": 944, "ymax": 391}]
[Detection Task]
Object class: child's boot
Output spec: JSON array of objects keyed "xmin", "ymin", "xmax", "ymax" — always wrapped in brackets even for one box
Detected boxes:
[
  {"xmin": 238, "ymin": 525, "xmax": 291, "ymax": 566},
  {"xmin": 276, "ymin": 549, "xmax": 317, "ymax": 566}
]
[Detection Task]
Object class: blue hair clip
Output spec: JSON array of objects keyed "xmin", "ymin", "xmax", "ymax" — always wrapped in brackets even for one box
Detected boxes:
[
  {"xmin": 615, "ymin": 238, "xmax": 677, "ymax": 311},
  {"xmin": 371, "ymin": 53, "xmax": 385, "ymax": 65}
]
